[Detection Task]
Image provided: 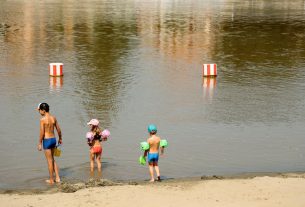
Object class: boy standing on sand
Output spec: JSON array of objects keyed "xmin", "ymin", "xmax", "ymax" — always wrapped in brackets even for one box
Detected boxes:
[
  {"xmin": 144, "ymin": 124, "xmax": 164, "ymax": 182},
  {"xmin": 37, "ymin": 103, "xmax": 62, "ymax": 184}
]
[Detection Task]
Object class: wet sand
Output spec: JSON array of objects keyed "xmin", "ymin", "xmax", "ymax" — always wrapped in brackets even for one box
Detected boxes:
[{"xmin": 1, "ymin": 173, "xmax": 305, "ymax": 207}]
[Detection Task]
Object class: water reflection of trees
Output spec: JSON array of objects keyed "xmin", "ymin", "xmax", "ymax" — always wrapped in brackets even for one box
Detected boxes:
[
  {"xmin": 214, "ymin": 18, "xmax": 305, "ymax": 83},
  {"xmin": 208, "ymin": 18, "xmax": 305, "ymax": 124},
  {"xmin": 0, "ymin": 1, "xmax": 139, "ymax": 127},
  {"xmin": 216, "ymin": 18, "xmax": 305, "ymax": 68},
  {"xmin": 72, "ymin": 18, "xmax": 138, "ymax": 126}
]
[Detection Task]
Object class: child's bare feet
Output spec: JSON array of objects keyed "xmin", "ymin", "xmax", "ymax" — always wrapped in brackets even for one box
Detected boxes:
[
  {"xmin": 149, "ymin": 179, "xmax": 155, "ymax": 182},
  {"xmin": 45, "ymin": 179, "xmax": 55, "ymax": 184},
  {"xmin": 55, "ymin": 178, "xmax": 61, "ymax": 183}
]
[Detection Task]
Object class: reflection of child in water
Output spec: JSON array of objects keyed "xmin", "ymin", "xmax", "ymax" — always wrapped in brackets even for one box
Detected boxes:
[{"xmin": 86, "ymin": 119, "xmax": 109, "ymax": 172}]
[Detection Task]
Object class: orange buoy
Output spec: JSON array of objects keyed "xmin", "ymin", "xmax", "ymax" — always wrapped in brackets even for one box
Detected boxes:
[{"xmin": 49, "ymin": 63, "xmax": 63, "ymax": 77}]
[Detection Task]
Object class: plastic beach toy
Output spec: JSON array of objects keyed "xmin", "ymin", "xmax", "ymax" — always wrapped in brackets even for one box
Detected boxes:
[
  {"xmin": 54, "ymin": 145, "xmax": 61, "ymax": 157},
  {"xmin": 139, "ymin": 155, "xmax": 146, "ymax": 165},
  {"xmin": 160, "ymin": 139, "xmax": 168, "ymax": 148},
  {"xmin": 101, "ymin": 129, "xmax": 110, "ymax": 138},
  {"xmin": 140, "ymin": 142, "xmax": 150, "ymax": 151}
]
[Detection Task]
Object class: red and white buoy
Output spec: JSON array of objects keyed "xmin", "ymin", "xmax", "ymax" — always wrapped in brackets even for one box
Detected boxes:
[
  {"xmin": 49, "ymin": 63, "xmax": 63, "ymax": 77},
  {"xmin": 202, "ymin": 64, "xmax": 217, "ymax": 77}
]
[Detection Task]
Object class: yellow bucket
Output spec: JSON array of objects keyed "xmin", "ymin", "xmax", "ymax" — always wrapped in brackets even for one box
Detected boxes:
[{"xmin": 54, "ymin": 147, "xmax": 61, "ymax": 157}]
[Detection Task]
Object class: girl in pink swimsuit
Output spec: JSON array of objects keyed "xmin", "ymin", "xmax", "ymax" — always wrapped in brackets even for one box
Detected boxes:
[{"xmin": 86, "ymin": 119, "xmax": 108, "ymax": 173}]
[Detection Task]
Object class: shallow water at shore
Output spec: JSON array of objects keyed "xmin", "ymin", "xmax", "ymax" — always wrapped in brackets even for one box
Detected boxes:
[{"xmin": 1, "ymin": 0, "xmax": 305, "ymax": 190}]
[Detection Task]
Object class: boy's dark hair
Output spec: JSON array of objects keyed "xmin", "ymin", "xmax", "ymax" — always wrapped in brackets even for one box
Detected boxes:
[
  {"xmin": 150, "ymin": 131, "xmax": 157, "ymax": 135},
  {"xmin": 39, "ymin": 103, "xmax": 49, "ymax": 112}
]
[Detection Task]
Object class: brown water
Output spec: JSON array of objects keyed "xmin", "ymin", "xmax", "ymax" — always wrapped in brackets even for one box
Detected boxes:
[{"xmin": 1, "ymin": 0, "xmax": 305, "ymax": 190}]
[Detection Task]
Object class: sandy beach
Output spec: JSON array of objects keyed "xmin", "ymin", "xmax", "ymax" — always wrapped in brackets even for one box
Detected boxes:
[{"xmin": 1, "ymin": 174, "xmax": 305, "ymax": 207}]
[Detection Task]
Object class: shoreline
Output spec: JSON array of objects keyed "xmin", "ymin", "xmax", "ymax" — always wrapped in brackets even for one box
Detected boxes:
[
  {"xmin": 2, "ymin": 172, "xmax": 305, "ymax": 207},
  {"xmin": 2, "ymin": 171, "xmax": 305, "ymax": 195}
]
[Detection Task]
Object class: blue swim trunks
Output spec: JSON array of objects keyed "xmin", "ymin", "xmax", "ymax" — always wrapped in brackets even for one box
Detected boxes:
[
  {"xmin": 43, "ymin": 138, "xmax": 56, "ymax": 150},
  {"xmin": 147, "ymin": 153, "xmax": 159, "ymax": 163}
]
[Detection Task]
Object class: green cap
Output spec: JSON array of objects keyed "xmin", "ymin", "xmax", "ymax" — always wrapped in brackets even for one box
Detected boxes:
[
  {"xmin": 160, "ymin": 139, "xmax": 168, "ymax": 148},
  {"xmin": 139, "ymin": 156, "xmax": 146, "ymax": 165},
  {"xmin": 140, "ymin": 142, "xmax": 150, "ymax": 151},
  {"xmin": 148, "ymin": 124, "xmax": 157, "ymax": 133}
]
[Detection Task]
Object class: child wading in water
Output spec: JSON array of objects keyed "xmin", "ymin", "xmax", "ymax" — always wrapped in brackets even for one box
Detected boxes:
[
  {"xmin": 86, "ymin": 119, "xmax": 108, "ymax": 173},
  {"xmin": 37, "ymin": 103, "xmax": 62, "ymax": 184},
  {"xmin": 144, "ymin": 124, "xmax": 164, "ymax": 182}
]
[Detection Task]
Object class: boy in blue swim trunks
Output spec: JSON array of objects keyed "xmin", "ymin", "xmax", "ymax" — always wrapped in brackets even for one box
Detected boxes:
[
  {"xmin": 144, "ymin": 124, "xmax": 164, "ymax": 182},
  {"xmin": 37, "ymin": 103, "xmax": 62, "ymax": 184}
]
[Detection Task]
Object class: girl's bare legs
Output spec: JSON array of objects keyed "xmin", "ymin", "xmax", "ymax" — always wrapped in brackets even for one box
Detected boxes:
[
  {"xmin": 90, "ymin": 152, "xmax": 95, "ymax": 172},
  {"xmin": 44, "ymin": 149, "xmax": 54, "ymax": 184},
  {"xmin": 90, "ymin": 170, "xmax": 95, "ymax": 178},
  {"xmin": 97, "ymin": 170, "xmax": 102, "ymax": 179},
  {"xmin": 148, "ymin": 163, "xmax": 155, "ymax": 182},
  {"xmin": 96, "ymin": 153, "xmax": 101, "ymax": 172}
]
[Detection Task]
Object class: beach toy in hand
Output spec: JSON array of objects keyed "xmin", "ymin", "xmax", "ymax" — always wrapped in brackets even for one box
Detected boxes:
[
  {"xmin": 160, "ymin": 139, "xmax": 168, "ymax": 148},
  {"xmin": 54, "ymin": 145, "xmax": 61, "ymax": 157},
  {"xmin": 140, "ymin": 142, "xmax": 150, "ymax": 151},
  {"xmin": 86, "ymin": 132, "xmax": 94, "ymax": 141},
  {"xmin": 101, "ymin": 129, "xmax": 110, "ymax": 138},
  {"xmin": 139, "ymin": 155, "xmax": 146, "ymax": 165}
]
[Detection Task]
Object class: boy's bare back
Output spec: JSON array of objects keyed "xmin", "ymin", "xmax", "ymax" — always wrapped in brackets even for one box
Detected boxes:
[
  {"xmin": 147, "ymin": 135, "xmax": 161, "ymax": 153},
  {"xmin": 40, "ymin": 114, "xmax": 59, "ymax": 138}
]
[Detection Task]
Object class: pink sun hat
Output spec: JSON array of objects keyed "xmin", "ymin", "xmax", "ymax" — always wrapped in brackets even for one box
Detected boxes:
[{"xmin": 87, "ymin": 119, "xmax": 99, "ymax": 126}]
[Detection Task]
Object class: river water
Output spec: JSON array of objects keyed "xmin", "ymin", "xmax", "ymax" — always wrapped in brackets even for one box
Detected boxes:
[{"xmin": 0, "ymin": 0, "xmax": 305, "ymax": 190}]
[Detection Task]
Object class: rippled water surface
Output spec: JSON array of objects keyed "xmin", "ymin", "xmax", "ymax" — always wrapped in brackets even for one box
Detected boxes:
[{"xmin": 1, "ymin": 0, "xmax": 305, "ymax": 189}]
